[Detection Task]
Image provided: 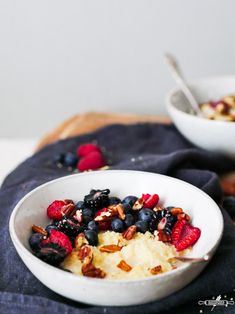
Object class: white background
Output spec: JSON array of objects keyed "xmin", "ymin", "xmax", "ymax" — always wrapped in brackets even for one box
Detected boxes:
[{"xmin": 1, "ymin": 0, "xmax": 235, "ymax": 137}]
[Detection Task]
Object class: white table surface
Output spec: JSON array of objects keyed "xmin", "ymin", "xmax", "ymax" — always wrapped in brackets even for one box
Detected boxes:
[{"xmin": 0, "ymin": 138, "xmax": 38, "ymax": 186}]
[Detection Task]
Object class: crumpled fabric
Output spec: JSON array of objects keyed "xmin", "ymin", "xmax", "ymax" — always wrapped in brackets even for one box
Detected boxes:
[{"xmin": 1, "ymin": 123, "xmax": 235, "ymax": 314}]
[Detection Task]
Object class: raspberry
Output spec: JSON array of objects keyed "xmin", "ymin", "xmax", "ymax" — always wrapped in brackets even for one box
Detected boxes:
[
  {"xmin": 171, "ymin": 219, "xmax": 201, "ymax": 251},
  {"xmin": 47, "ymin": 200, "xmax": 66, "ymax": 220},
  {"xmin": 77, "ymin": 143, "xmax": 101, "ymax": 157},
  {"xmin": 42, "ymin": 229, "xmax": 72, "ymax": 254},
  {"xmin": 77, "ymin": 151, "xmax": 106, "ymax": 172},
  {"xmin": 142, "ymin": 194, "xmax": 159, "ymax": 209}
]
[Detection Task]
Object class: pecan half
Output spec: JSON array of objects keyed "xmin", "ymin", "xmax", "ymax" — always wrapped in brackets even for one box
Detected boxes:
[
  {"xmin": 99, "ymin": 244, "xmax": 122, "ymax": 253},
  {"xmin": 77, "ymin": 245, "xmax": 93, "ymax": 264},
  {"xmin": 64, "ymin": 199, "xmax": 74, "ymax": 205},
  {"xmin": 177, "ymin": 213, "xmax": 190, "ymax": 221},
  {"xmin": 94, "ymin": 209, "xmax": 116, "ymax": 222},
  {"xmin": 75, "ymin": 233, "xmax": 88, "ymax": 249},
  {"xmin": 156, "ymin": 230, "xmax": 171, "ymax": 242},
  {"xmin": 170, "ymin": 207, "xmax": 183, "ymax": 215},
  {"xmin": 132, "ymin": 197, "xmax": 144, "ymax": 210},
  {"xmin": 32, "ymin": 225, "xmax": 48, "ymax": 236},
  {"xmin": 116, "ymin": 204, "xmax": 125, "ymax": 220},
  {"xmin": 117, "ymin": 260, "xmax": 132, "ymax": 272},
  {"xmin": 61, "ymin": 203, "xmax": 76, "ymax": 217},
  {"xmin": 74, "ymin": 209, "xmax": 83, "ymax": 222},
  {"xmin": 82, "ymin": 262, "xmax": 106, "ymax": 278},
  {"xmin": 153, "ymin": 205, "xmax": 163, "ymax": 212},
  {"xmin": 150, "ymin": 265, "xmax": 162, "ymax": 275},
  {"xmin": 122, "ymin": 225, "xmax": 137, "ymax": 240}
]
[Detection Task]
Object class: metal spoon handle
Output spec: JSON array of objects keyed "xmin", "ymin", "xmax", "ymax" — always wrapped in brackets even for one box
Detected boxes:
[
  {"xmin": 174, "ymin": 254, "xmax": 210, "ymax": 263},
  {"xmin": 164, "ymin": 53, "xmax": 201, "ymax": 115}
]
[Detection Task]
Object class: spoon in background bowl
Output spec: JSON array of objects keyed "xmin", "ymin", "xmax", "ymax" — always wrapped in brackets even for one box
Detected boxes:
[{"xmin": 164, "ymin": 53, "xmax": 202, "ymax": 116}]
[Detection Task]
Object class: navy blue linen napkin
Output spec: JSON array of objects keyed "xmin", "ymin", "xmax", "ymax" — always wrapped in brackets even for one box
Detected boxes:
[{"xmin": 1, "ymin": 123, "xmax": 235, "ymax": 314}]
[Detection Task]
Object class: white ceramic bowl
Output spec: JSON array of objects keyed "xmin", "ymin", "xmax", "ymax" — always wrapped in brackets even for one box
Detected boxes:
[
  {"xmin": 9, "ymin": 170, "xmax": 223, "ymax": 306},
  {"xmin": 166, "ymin": 76, "xmax": 235, "ymax": 158}
]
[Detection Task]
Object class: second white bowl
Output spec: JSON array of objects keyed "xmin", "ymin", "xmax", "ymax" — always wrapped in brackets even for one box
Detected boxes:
[{"xmin": 166, "ymin": 75, "xmax": 235, "ymax": 158}]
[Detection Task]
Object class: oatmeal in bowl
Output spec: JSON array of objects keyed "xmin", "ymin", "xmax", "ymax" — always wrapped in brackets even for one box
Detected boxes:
[{"xmin": 29, "ymin": 188, "xmax": 200, "ymax": 280}]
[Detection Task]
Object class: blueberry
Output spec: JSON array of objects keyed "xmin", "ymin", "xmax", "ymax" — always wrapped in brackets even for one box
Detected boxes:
[
  {"xmin": 111, "ymin": 218, "xmax": 125, "ymax": 232},
  {"xmin": 63, "ymin": 152, "xmax": 78, "ymax": 167},
  {"xmin": 82, "ymin": 208, "xmax": 93, "ymax": 217},
  {"xmin": 36, "ymin": 243, "xmax": 67, "ymax": 265},
  {"xmin": 75, "ymin": 201, "xmax": 85, "ymax": 209},
  {"xmin": 84, "ymin": 230, "xmax": 98, "ymax": 246},
  {"xmin": 135, "ymin": 220, "xmax": 149, "ymax": 233},
  {"xmin": 83, "ymin": 215, "xmax": 93, "ymax": 224},
  {"xmin": 29, "ymin": 233, "xmax": 43, "ymax": 252},
  {"xmin": 109, "ymin": 196, "xmax": 121, "ymax": 205},
  {"xmin": 45, "ymin": 224, "xmax": 58, "ymax": 233},
  {"xmin": 124, "ymin": 214, "xmax": 135, "ymax": 227},
  {"xmin": 138, "ymin": 208, "xmax": 154, "ymax": 222},
  {"xmin": 87, "ymin": 220, "xmax": 99, "ymax": 233},
  {"xmin": 122, "ymin": 203, "xmax": 132, "ymax": 214},
  {"xmin": 53, "ymin": 153, "xmax": 64, "ymax": 165},
  {"xmin": 122, "ymin": 195, "xmax": 138, "ymax": 207}
]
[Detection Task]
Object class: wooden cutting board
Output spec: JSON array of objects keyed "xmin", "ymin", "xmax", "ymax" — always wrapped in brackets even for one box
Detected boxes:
[{"xmin": 36, "ymin": 111, "xmax": 235, "ymax": 197}]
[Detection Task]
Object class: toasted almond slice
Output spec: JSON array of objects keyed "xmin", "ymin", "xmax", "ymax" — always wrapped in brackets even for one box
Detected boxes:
[
  {"xmin": 122, "ymin": 225, "xmax": 137, "ymax": 240},
  {"xmin": 150, "ymin": 265, "xmax": 162, "ymax": 275},
  {"xmin": 117, "ymin": 260, "xmax": 132, "ymax": 272},
  {"xmin": 99, "ymin": 244, "xmax": 122, "ymax": 253},
  {"xmin": 32, "ymin": 225, "xmax": 48, "ymax": 236}
]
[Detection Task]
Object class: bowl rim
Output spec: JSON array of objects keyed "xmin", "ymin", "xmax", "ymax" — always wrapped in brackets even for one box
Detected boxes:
[
  {"xmin": 9, "ymin": 170, "xmax": 224, "ymax": 285},
  {"xmin": 166, "ymin": 75, "xmax": 235, "ymax": 126}
]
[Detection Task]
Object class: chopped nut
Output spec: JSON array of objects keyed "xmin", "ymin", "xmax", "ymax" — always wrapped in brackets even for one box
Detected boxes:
[
  {"xmin": 156, "ymin": 230, "xmax": 171, "ymax": 242},
  {"xmin": 117, "ymin": 237, "xmax": 128, "ymax": 247},
  {"xmin": 82, "ymin": 262, "xmax": 106, "ymax": 278},
  {"xmin": 78, "ymin": 245, "xmax": 93, "ymax": 264},
  {"xmin": 132, "ymin": 197, "xmax": 144, "ymax": 210},
  {"xmin": 94, "ymin": 209, "xmax": 116, "ymax": 222},
  {"xmin": 99, "ymin": 244, "xmax": 122, "ymax": 253},
  {"xmin": 170, "ymin": 207, "xmax": 183, "ymax": 215},
  {"xmin": 153, "ymin": 205, "xmax": 163, "ymax": 212},
  {"xmin": 32, "ymin": 225, "xmax": 48, "ymax": 236},
  {"xmin": 61, "ymin": 203, "xmax": 76, "ymax": 217},
  {"xmin": 150, "ymin": 265, "xmax": 162, "ymax": 275},
  {"xmin": 122, "ymin": 225, "xmax": 137, "ymax": 240},
  {"xmin": 116, "ymin": 204, "xmax": 125, "ymax": 220},
  {"xmin": 117, "ymin": 260, "xmax": 132, "ymax": 272},
  {"xmin": 74, "ymin": 233, "xmax": 88, "ymax": 249},
  {"xmin": 64, "ymin": 199, "xmax": 74, "ymax": 205},
  {"xmin": 177, "ymin": 213, "xmax": 190, "ymax": 221},
  {"xmin": 222, "ymin": 96, "xmax": 235, "ymax": 108},
  {"xmin": 74, "ymin": 209, "xmax": 83, "ymax": 222}
]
